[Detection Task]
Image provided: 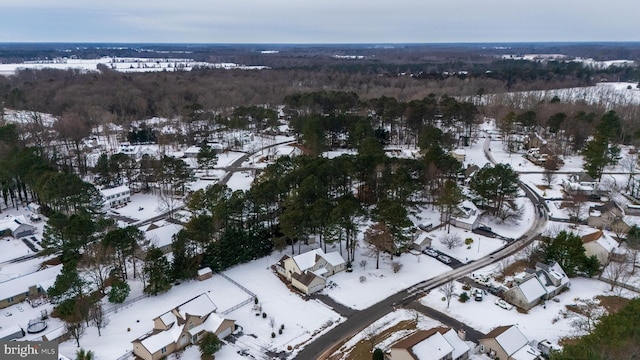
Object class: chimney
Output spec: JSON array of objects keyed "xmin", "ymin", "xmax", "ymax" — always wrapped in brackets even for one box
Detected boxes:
[{"xmin": 458, "ymin": 328, "xmax": 466, "ymax": 341}]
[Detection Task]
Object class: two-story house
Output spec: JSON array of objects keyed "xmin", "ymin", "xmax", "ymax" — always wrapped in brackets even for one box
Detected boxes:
[{"xmin": 132, "ymin": 293, "xmax": 235, "ymax": 360}]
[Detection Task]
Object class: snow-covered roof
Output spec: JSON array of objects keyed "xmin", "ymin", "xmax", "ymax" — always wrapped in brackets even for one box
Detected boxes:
[
  {"xmin": 176, "ymin": 293, "xmax": 217, "ymax": 319},
  {"xmin": 517, "ymin": 276, "xmax": 547, "ymax": 303},
  {"xmin": 582, "ymin": 230, "xmax": 618, "ymax": 253},
  {"xmin": 413, "ymin": 232, "xmax": 431, "ymax": 246},
  {"xmin": 0, "ymin": 214, "xmax": 32, "ymax": 232},
  {"xmin": 0, "ymin": 324, "xmax": 23, "ymax": 339},
  {"xmin": 42, "ymin": 325, "xmax": 67, "ymax": 341},
  {"xmin": 442, "ymin": 329, "xmax": 471, "ymax": 360},
  {"xmin": 547, "ymin": 262, "xmax": 569, "ymax": 286},
  {"xmin": 413, "ymin": 331, "xmax": 453, "ymax": 360},
  {"xmin": 140, "ymin": 323, "xmax": 182, "ymax": 354},
  {"xmin": 492, "ymin": 325, "xmax": 529, "ymax": 356},
  {"xmin": 0, "ymin": 265, "xmax": 62, "ymax": 299},
  {"xmin": 197, "ymin": 267, "xmax": 212, "ymax": 276},
  {"xmin": 597, "ymin": 232, "xmax": 619, "ymax": 252},
  {"xmin": 100, "ymin": 185, "xmax": 130, "ymax": 197},
  {"xmin": 144, "ymin": 223, "xmax": 183, "ymax": 249},
  {"xmin": 158, "ymin": 312, "xmax": 175, "ymax": 327},
  {"xmin": 187, "ymin": 312, "xmax": 226, "ymax": 336},
  {"xmin": 292, "ymin": 248, "xmax": 324, "ymax": 272},
  {"xmin": 511, "ymin": 344, "xmax": 542, "ymax": 360},
  {"xmin": 323, "ymin": 251, "xmax": 346, "ymax": 267},
  {"xmin": 452, "ymin": 200, "xmax": 479, "ymax": 224},
  {"xmin": 184, "ymin": 146, "xmax": 201, "ymax": 154}
]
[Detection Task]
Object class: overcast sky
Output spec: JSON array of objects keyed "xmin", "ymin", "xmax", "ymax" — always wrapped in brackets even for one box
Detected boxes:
[{"xmin": 2, "ymin": 0, "xmax": 639, "ymax": 43}]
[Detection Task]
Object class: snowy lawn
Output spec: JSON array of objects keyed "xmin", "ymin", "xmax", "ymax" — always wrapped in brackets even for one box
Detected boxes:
[{"xmin": 419, "ymin": 276, "xmax": 632, "ymax": 347}]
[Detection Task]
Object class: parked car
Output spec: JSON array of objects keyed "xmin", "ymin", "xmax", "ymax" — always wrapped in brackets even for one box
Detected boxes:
[
  {"xmin": 473, "ymin": 288, "xmax": 484, "ymax": 301},
  {"xmin": 437, "ymin": 254, "xmax": 452, "ymax": 264},
  {"xmin": 418, "ymin": 223, "xmax": 434, "ymax": 231},
  {"xmin": 423, "ymin": 248, "xmax": 438, "ymax": 257},
  {"xmin": 472, "ymin": 273, "xmax": 491, "ymax": 285},
  {"xmin": 495, "ymin": 299, "xmax": 513, "ymax": 310},
  {"xmin": 537, "ymin": 339, "xmax": 558, "ymax": 357}
]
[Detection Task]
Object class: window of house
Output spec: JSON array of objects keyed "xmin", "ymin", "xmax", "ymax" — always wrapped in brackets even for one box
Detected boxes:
[
  {"xmin": 161, "ymin": 347, "xmax": 167, "ymax": 354},
  {"xmin": 189, "ymin": 322, "xmax": 194, "ymax": 330},
  {"xmin": 191, "ymin": 334, "xmax": 197, "ymax": 343}
]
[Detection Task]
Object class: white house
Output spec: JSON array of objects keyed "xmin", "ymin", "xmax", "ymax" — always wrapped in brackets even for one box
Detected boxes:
[
  {"xmin": 274, "ymin": 248, "xmax": 347, "ymax": 295},
  {"xmin": 442, "ymin": 200, "xmax": 481, "ymax": 231},
  {"xmin": 581, "ymin": 230, "xmax": 619, "ymax": 266},
  {"xmin": 100, "ymin": 185, "xmax": 131, "ymax": 209},
  {"xmin": 0, "ymin": 214, "xmax": 36, "ymax": 238}
]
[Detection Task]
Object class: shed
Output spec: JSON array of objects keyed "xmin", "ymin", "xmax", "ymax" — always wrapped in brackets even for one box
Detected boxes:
[
  {"xmin": 27, "ymin": 202, "xmax": 41, "ymax": 214},
  {"xmin": 412, "ymin": 232, "xmax": 433, "ymax": 251},
  {"xmin": 196, "ymin": 267, "xmax": 213, "ymax": 281}
]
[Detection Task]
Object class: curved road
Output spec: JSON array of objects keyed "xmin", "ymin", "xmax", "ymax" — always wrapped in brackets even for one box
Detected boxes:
[{"xmin": 293, "ymin": 135, "xmax": 549, "ymax": 360}]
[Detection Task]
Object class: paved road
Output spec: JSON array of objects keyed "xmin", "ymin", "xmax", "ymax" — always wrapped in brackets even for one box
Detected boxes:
[
  {"xmin": 134, "ymin": 139, "xmax": 296, "ymax": 227},
  {"xmin": 294, "ymin": 136, "xmax": 549, "ymax": 360},
  {"xmin": 403, "ymin": 301, "xmax": 485, "ymax": 342}
]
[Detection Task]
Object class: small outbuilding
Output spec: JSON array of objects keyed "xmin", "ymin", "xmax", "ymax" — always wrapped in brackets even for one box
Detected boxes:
[
  {"xmin": 412, "ymin": 232, "xmax": 434, "ymax": 252},
  {"xmin": 196, "ymin": 267, "xmax": 213, "ymax": 281}
]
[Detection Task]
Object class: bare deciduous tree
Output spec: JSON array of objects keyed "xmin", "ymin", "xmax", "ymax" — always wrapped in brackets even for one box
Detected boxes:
[
  {"xmin": 89, "ymin": 302, "xmax": 109, "ymax": 337},
  {"xmin": 439, "ymin": 280, "xmax": 456, "ymax": 308},
  {"xmin": 560, "ymin": 298, "xmax": 606, "ymax": 334},
  {"xmin": 566, "ymin": 192, "xmax": 588, "ymax": 224},
  {"xmin": 543, "ymin": 169, "xmax": 556, "ymax": 187},
  {"xmin": 602, "ymin": 261, "xmax": 630, "ymax": 294},
  {"xmin": 65, "ymin": 321, "xmax": 86, "ymax": 347},
  {"xmin": 365, "ymin": 222, "xmax": 393, "ymax": 270},
  {"xmin": 359, "ymin": 259, "xmax": 367, "ymax": 270},
  {"xmin": 439, "ymin": 233, "xmax": 462, "ymax": 250},
  {"xmin": 620, "ymin": 152, "xmax": 638, "ymax": 192}
]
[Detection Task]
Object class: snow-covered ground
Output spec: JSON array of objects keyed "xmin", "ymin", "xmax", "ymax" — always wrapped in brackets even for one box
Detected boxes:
[
  {"xmin": 2, "ymin": 105, "xmax": 640, "ymax": 358},
  {"xmin": 419, "ymin": 276, "xmax": 633, "ymax": 347}
]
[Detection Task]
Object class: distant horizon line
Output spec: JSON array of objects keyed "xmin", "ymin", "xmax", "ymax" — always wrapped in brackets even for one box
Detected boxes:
[{"xmin": 1, "ymin": 41, "xmax": 639, "ymax": 46}]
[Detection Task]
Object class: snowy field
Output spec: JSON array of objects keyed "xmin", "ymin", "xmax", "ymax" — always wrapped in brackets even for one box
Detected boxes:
[{"xmin": 0, "ymin": 57, "xmax": 267, "ymax": 76}]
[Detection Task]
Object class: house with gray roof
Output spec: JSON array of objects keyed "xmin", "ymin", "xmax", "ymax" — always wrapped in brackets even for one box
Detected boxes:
[{"xmin": 503, "ymin": 262, "xmax": 570, "ymax": 311}]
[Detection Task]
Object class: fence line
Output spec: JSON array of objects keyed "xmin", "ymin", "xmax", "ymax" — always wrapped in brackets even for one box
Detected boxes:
[
  {"xmin": 222, "ymin": 297, "xmax": 254, "ymax": 315},
  {"xmin": 598, "ymin": 276, "xmax": 640, "ymax": 293},
  {"xmin": 216, "ymin": 272, "xmax": 256, "ymax": 297},
  {"xmin": 104, "ymin": 294, "xmax": 149, "ymax": 315}
]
